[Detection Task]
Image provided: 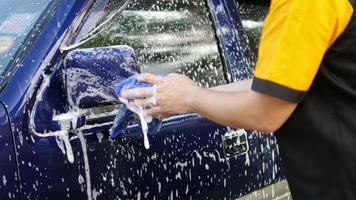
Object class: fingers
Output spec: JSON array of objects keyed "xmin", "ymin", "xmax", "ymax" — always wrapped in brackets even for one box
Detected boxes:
[
  {"xmin": 128, "ymin": 98, "xmax": 153, "ymax": 108},
  {"xmin": 145, "ymin": 107, "xmax": 162, "ymax": 118},
  {"xmin": 121, "ymin": 87, "xmax": 154, "ymax": 99},
  {"xmin": 144, "ymin": 107, "xmax": 171, "ymax": 119},
  {"xmin": 138, "ymin": 73, "xmax": 162, "ymax": 85}
]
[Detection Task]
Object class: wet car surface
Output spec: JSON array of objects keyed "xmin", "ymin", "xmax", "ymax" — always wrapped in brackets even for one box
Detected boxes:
[{"xmin": 0, "ymin": 0, "xmax": 288, "ymax": 199}]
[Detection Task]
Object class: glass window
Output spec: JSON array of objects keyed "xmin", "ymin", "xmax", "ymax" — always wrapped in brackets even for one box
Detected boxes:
[
  {"xmin": 81, "ymin": 0, "xmax": 227, "ymax": 88},
  {"xmin": 237, "ymin": 0, "xmax": 269, "ymax": 58},
  {"xmin": 73, "ymin": 0, "xmax": 128, "ymax": 43},
  {"xmin": 0, "ymin": 0, "xmax": 54, "ymax": 80}
]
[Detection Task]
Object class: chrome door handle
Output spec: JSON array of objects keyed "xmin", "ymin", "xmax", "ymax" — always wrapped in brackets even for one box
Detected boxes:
[{"xmin": 223, "ymin": 129, "xmax": 249, "ymax": 157}]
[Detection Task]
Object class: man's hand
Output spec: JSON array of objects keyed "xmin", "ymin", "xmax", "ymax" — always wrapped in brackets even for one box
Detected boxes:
[{"xmin": 121, "ymin": 73, "xmax": 198, "ymax": 118}]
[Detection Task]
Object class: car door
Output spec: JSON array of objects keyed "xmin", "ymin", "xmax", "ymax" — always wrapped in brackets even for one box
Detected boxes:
[
  {"xmin": 0, "ymin": 104, "xmax": 19, "ymax": 199},
  {"xmin": 0, "ymin": 0, "xmax": 285, "ymax": 200},
  {"xmin": 70, "ymin": 0, "xmax": 269, "ymax": 199}
]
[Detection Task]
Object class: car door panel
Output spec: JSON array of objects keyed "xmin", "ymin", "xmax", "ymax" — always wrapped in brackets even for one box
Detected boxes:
[
  {"xmin": 0, "ymin": 103, "xmax": 20, "ymax": 199},
  {"xmin": 123, "ymin": 115, "xmax": 232, "ymax": 199},
  {"xmin": 0, "ymin": 0, "xmax": 286, "ymax": 199},
  {"xmin": 100, "ymin": 115, "xmax": 251, "ymax": 199}
]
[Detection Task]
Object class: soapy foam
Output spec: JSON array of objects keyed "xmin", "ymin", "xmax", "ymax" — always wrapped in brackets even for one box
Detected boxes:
[
  {"xmin": 52, "ymin": 111, "xmax": 81, "ymax": 122},
  {"xmin": 66, "ymin": 68, "xmax": 117, "ymax": 109},
  {"xmin": 52, "ymin": 111, "xmax": 90, "ymax": 164},
  {"xmin": 3, "ymin": 175, "xmax": 7, "ymax": 186},
  {"xmin": 241, "ymin": 20, "xmax": 264, "ymax": 29},
  {"xmin": 138, "ymin": 107, "xmax": 150, "ymax": 149},
  {"xmin": 77, "ymin": 131, "xmax": 92, "ymax": 200},
  {"xmin": 29, "ymin": 73, "xmax": 94, "ymax": 198},
  {"xmin": 61, "ymin": 131, "xmax": 75, "ymax": 164},
  {"xmin": 118, "ymin": 96, "xmax": 155, "ymax": 149}
]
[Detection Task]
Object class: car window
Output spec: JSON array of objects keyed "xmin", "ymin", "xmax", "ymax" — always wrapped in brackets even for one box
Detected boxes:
[
  {"xmin": 81, "ymin": 0, "xmax": 227, "ymax": 88},
  {"xmin": 74, "ymin": 0, "xmax": 126, "ymax": 41},
  {"xmin": 0, "ymin": 0, "xmax": 55, "ymax": 81},
  {"xmin": 237, "ymin": 0, "xmax": 269, "ymax": 59}
]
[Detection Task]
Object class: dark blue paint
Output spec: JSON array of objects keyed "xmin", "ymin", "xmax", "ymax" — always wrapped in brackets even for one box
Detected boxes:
[
  {"xmin": 0, "ymin": 103, "xmax": 19, "ymax": 199},
  {"xmin": 32, "ymin": 61, "xmax": 68, "ymax": 134},
  {"xmin": 0, "ymin": 0, "xmax": 284, "ymax": 199},
  {"xmin": 259, "ymin": 133, "xmax": 286, "ymax": 186},
  {"xmin": 121, "ymin": 115, "xmax": 265, "ymax": 199}
]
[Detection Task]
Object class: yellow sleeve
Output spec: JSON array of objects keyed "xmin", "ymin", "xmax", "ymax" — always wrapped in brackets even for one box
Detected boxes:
[{"xmin": 252, "ymin": 0, "xmax": 353, "ymax": 102}]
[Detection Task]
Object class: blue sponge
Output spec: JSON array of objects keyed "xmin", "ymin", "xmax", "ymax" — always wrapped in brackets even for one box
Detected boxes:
[
  {"xmin": 114, "ymin": 75, "xmax": 152, "ymax": 97},
  {"xmin": 110, "ymin": 75, "xmax": 161, "ymax": 140}
]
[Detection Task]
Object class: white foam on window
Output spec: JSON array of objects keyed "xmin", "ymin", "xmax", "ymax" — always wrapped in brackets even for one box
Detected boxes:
[{"xmin": 241, "ymin": 20, "xmax": 264, "ymax": 29}]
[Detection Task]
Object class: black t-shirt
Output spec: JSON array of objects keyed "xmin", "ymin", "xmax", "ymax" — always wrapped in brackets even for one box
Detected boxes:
[{"xmin": 251, "ymin": 0, "xmax": 356, "ymax": 199}]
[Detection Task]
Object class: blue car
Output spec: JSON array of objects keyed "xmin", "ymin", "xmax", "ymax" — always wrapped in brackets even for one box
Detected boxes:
[{"xmin": 0, "ymin": 0, "xmax": 289, "ymax": 199}]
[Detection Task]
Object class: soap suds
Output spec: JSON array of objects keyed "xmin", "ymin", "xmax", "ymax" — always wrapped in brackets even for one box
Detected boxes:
[
  {"xmin": 3, "ymin": 175, "xmax": 7, "ymax": 186},
  {"xmin": 118, "ymin": 95, "xmax": 156, "ymax": 149},
  {"xmin": 52, "ymin": 111, "xmax": 87, "ymax": 164},
  {"xmin": 59, "ymin": 131, "xmax": 74, "ymax": 164},
  {"xmin": 241, "ymin": 20, "xmax": 264, "ymax": 29},
  {"xmin": 78, "ymin": 131, "xmax": 92, "ymax": 200},
  {"xmin": 138, "ymin": 107, "xmax": 150, "ymax": 149},
  {"xmin": 66, "ymin": 68, "xmax": 117, "ymax": 109}
]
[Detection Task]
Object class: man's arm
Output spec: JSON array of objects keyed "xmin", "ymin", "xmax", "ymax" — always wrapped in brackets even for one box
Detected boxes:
[
  {"xmin": 189, "ymin": 87, "xmax": 297, "ymax": 132},
  {"xmin": 121, "ymin": 74, "xmax": 297, "ymax": 132},
  {"xmin": 210, "ymin": 79, "xmax": 253, "ymax": 92}
]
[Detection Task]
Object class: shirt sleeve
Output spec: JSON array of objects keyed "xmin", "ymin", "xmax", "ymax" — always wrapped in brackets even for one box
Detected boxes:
[{"xmin": 252, "ymin": 0, "xmax": 354, "ymax": 102}]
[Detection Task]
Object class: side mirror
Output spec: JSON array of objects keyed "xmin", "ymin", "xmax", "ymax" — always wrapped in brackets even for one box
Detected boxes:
[
  {"xmin": 30, "ymin": 45, "xmax": 140, "ymax": 136},
  {"xmin": 64, "ymin": 45, "xmax": 140, "ymax": 109},
  {"xmin": 52, "ymin": 45, "xmax": 140, "ymax": 132}
]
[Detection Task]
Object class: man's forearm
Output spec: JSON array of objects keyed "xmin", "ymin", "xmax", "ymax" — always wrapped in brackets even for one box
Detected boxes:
[
  {"xmin": 210, "ymin": 79, "xmax": 253, "ymax": 92},
  {"xmin": 188, "ymin": 87, "xmax": 297, "ymax": 132}
]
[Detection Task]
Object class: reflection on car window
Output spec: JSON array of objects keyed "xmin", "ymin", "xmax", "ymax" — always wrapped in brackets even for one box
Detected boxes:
[
  {"xmin": 73, "ymin": 0, "xmax": 127, "ymax": 44},
  {"xmin": 237, "ymin": 0, "xmax": 269, "ymax": 59},
  {"xmin": 0, "ymin": 0, "xmax": 53, "ymax": 79},
  {"xmin": 82, "ymin": 0, "xmax": 227, "ymax": 88}
]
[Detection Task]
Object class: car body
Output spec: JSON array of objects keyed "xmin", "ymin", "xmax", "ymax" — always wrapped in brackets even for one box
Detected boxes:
[{"xmin": 0, "ymin": 0, "xmax": 286, "ymax": 199}]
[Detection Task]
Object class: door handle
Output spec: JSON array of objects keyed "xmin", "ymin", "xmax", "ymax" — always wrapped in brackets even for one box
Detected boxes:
[{"xmin": 223, "ymin": 129, "xmax": 249, "ymax": 157}]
